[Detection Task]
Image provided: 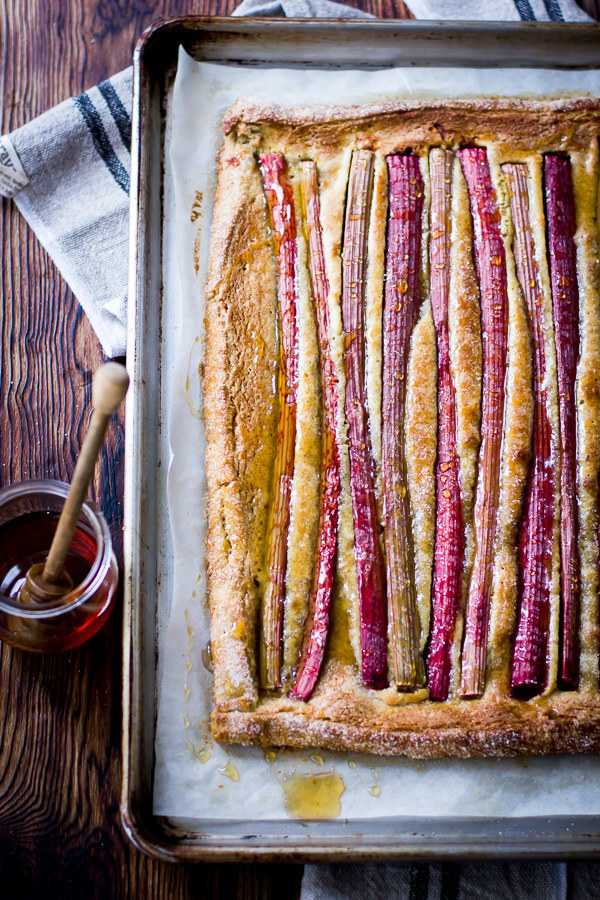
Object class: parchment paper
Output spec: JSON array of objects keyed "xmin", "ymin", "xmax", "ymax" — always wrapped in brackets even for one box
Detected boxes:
[{"xmin": 153, "ymin": 47, "xmax": 600, "ymax": 820}]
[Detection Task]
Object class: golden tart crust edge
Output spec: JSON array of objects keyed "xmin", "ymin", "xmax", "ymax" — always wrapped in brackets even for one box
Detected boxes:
[{"xmin": 205, "ymin": 97, "xmax": 600, "ymax": 757}]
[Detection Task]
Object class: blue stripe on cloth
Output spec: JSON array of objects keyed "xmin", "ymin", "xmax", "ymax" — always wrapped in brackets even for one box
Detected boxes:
[
  {"xmin": 513, "ymin": 0, "xmax": 536, "ymax": 19},
  {"xmin": 542, "ymin": 0, "xmax": 565, "ymax": 20},
  {"xmin": 441, "ymin": 863, "xmax": 461, "ymax": 900},
  {"xmin": 98, "ymin": 79, "xmax": 132, "ymax": 150},
  {"xmin": 73, "ymin": 92, "xmax": 130, "ymax": 195},
  {"xmin": 409, "ymin": 864, "xmax": 430, "ymax": 900}
]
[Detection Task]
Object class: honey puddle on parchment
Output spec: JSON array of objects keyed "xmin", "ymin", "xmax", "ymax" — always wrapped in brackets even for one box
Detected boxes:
[
  {"xmin": 368, "ymin": 768, "xmax": 380, "ymax": 797},
  {"xmin": 265, "ymin": 751, "xmax": 345, "ymax": 819},
  {"xmin": 183, "ymin": 604, "xmax": 216, "ymax": 768},
  {"xmin": 186, "ymin": 740, "xmax": 211, "ymax": 764},
  {"xmin": 219, "ymin": 760, "xmax": 240, "ymax": 782},
  {"xmin": 279, "ymin": 771, "xmax": 345, "ymax": 819}
]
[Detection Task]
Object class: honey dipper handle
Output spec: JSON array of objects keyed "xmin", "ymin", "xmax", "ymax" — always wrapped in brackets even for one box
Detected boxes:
[{"xmin": 43, "ymin": 363, "xmax": 129, "ymax": 584}]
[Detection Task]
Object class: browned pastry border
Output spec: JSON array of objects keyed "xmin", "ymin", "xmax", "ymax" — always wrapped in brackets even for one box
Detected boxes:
[{"xmin": 204, "ymin": 96, "xmax": 600, "ymax": 758}]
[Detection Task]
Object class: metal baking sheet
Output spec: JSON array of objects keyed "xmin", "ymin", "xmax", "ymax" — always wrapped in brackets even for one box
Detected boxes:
[{"xmin": 121, "ymin": 16, "xmax": 600, "ymax": 862}]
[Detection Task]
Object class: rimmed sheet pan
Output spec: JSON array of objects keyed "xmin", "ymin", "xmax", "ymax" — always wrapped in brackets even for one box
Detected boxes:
[{"xmin": 122, "ymin": 16, "xmax": 600, "ymax": 862}]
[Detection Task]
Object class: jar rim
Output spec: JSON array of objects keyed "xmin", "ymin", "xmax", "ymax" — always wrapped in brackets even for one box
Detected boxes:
[{"xmin": 0, "ymin": 479, "xmax": 114, "ymax": 619}]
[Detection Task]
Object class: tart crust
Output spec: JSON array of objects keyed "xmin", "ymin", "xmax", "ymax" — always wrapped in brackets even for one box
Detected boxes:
[{"xmin": 204, "ymin": 97, "xmax": 600, "ymax": 757}]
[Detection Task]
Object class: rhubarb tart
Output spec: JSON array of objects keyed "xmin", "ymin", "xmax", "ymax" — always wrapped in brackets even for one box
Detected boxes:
[{"xmin": 204, "ymin": 97, "xmax": 600, "ymax": 758}]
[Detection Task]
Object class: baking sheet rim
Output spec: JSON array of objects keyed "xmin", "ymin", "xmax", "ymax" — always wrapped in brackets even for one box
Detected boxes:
[{"xmin": 122, "ymin": 16, "xmax": 600, "ymax": 862}]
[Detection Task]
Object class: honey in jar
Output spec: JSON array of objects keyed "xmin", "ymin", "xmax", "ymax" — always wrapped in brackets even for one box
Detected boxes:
[{"xmin": 0, "ymin": 480, "xmax": 118, "ymax": 652}]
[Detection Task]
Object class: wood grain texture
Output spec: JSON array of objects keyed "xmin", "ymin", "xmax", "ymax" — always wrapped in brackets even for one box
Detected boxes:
[{"xmin": 0, "ymin": 0, "xmax": 596, "ymax": 897}]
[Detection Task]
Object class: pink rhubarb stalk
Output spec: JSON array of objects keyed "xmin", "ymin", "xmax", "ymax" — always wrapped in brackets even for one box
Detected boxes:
[
  {"xmin": 382, "ymin": 153, "xmax": 426, "ymax": 690},
  {"xmin": 544, "ymin": 153, "xmax": 580, "ymax": 689},
  {"xmin": 342, "ymin": 149, "xmax": 387, "ymax": 690},
  {"xmin": 459, "ymin": 147, "xmax": 508, "ymax": 699},
  {"xmin": 291, "ymin": 161, "xmax": 341, "ymax": 700},
  {"xmin": 503, "ymin": 163, "xmax": 555, "ymax": 697},
  {"xmin": 259, "ymin": 153, "xmax": 299, "ymax": 690},
  {"xmin": 426, "ymin": 148, "xmax": 463, "ymax": 701}
]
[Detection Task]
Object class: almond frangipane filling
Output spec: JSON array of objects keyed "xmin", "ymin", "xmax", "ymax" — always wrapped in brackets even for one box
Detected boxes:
[{"xmin": 205, "ymin": 97, "xmax": 600, "ymax": 757}]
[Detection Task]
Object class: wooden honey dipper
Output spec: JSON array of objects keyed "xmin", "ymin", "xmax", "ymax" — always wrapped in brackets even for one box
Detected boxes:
[{"xmin": 21, "ymin": 362, "xmax": 129, "ymax": 603}]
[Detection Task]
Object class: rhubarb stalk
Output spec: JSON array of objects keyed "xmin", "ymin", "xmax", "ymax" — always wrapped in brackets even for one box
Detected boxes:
[
  {"xmin": 544, "ymin": 154, "xmax": 580, "ymax": 689},
  {"xmin": 503, "ymin": 163, "xmax": 555, "ymax": 696},
  {"xmin": 342, "ymin": 149, "xmax": 387, "ymax": 690},
  {"xmin": 426, "ymin": 148, "xmax": 463, "ymax": 701},
  {"xmin": 259, "ymin": 153, "xmax": 299, "ymax": 690},
  {"xmin": 291, "ymin": 161, "xmax": 341, "ymax": 700},
  {"xmin": 459, "ymin": 148, "xmax": 508, "ymax": 699},
  {"xmin": 382, "ymin": 153, "xmax": 426, "ymax": 690}
]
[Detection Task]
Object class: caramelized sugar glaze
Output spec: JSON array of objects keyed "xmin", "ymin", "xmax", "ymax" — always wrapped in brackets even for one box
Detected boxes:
[{"xmin": 205, "ymin": 98, "xmax": 600, "ymax": 757}]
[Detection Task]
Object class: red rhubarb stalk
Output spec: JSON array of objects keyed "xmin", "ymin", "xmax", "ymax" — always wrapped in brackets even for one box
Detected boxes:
[
  {"xmin": 426, "ymin": 148, "xmax": 463, "ymax": 701},
  {"xmin": 290, "ymin": 161, "xmax": 341, "ymax": 700},
  {"xmin": 259, "ymin": 153, "xmax": 299, "ymax": 690},
  {"xmin": 503, "ymin": 163, "xmax": 556, "ymax": 697},
  {"xmin": 459, "ymin": 147, "xmax": 508, "ymax": 699},
  {"xmin": 544, "ymin": 154, "xmax": 580, "ymax": 689},
  {"xmin": 382, "ymin": 153, "xmax": 426, "ymax": 690},
  {"xmin": 342, "ymin": 149, "xmax": 387, "ymax": 690}
]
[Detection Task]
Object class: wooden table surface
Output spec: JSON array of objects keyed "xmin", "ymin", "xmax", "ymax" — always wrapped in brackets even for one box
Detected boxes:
[{"xmin": 0, "ymin": 1, "xmax": 599, "ymax": 896}]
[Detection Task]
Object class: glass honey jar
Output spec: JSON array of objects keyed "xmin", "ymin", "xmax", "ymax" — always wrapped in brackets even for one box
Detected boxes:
[{"xmin": 0, "ymin": 480, "xmax": 118, "ymax": 652}]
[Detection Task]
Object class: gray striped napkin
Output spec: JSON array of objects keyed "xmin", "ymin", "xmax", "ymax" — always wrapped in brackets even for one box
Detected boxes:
[
  {"xmin": 0, "ymin": 68, "xmax": 132, "ymax": 358},
  {"xmin": 233, "ymin": 0, "xmax": 592, "ymax": 17},
  {"xmin": 400, "ymin": 0, "xmax": 592, "ymax": 20},
  {"xmin": 300, "ymin": 860, "xmax": 600, "ymax": 900}
]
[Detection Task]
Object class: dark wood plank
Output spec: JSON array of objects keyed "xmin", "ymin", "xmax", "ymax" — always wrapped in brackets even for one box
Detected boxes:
[{"xmin": 0, "ymin": 0, "xmax": 596, "ymax": 897}]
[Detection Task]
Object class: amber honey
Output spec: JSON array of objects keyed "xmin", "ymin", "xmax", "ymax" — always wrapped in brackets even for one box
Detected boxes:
[
  {"xmin": 0, "ymin": 480, "xmax": 118, "ymax": 653},
  {"xmin": 0, "ymin": 512, "xmax": 95, "ymax": 600},
  {"xmin": 279, "ymin": 772, "xmax": 345, "ymax": 819}
]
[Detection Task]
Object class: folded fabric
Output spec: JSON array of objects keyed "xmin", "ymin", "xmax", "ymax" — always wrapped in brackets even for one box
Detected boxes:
[
  {"xmin": 1, "ymin": 68, "xmax": 132, "ymax": 358},
  {"xmin": 301, "ymin": 861, "xmax": 572, "ymax": 900},
  {"xmin": 301, "ymin": 859, "xmax": 600, "ymax": 900},
  {"xmin": 233, "ymin": 0, "xmax": 372, "ymax": 15},
  {"xmin": 403, "ymin": 0, "xmax": 591, "ymax": 20},
  {"xmin": 234, "ymin": 0, "xmax": 592, "ymax": 17}
]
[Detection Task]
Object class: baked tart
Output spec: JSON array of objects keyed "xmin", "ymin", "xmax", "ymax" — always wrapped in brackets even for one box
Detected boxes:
[{"xmin": 204, "ymin": 97, "xmax": 600, "ymax": 757}]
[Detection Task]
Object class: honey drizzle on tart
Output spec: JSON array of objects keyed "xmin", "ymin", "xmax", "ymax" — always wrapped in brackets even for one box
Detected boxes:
[{"xmin": 205, "ymin": 97, "xmax": 600, "ymax": 757}]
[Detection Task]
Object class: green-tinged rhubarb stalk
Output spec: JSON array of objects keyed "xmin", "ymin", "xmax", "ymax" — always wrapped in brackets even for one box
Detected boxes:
[
  {"xmin": 259, "ymin": 153, "xmax": 299, "ymax": 690},
  {"xmin": 503, "ymin": 163, "xmax": 555, "ymax": 697},
  {"xmin": 382, "ymin": 153, "xmax": 426, "ymax": 690},
  {"xmin": 459, "ymin": 147, "xmax": 508, "ymax": 699},
  {"xmin": 290, "ymin": 161, "xmax": 341, "ymax": 700},
  {"xmin": 544, "ymin": 154, "xmax": 580, "ymax": 689},
  {"xmin": 342, "ymin": 149, "xmax": 387, "ymax": 690},
  {"xmin": 426, "ymin": 148, "xmax": 463, "ymax": 701}
]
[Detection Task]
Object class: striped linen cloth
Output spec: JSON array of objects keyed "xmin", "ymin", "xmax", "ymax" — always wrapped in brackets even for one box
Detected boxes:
[
  {"xmin": 397, "ymin": 0, "xmax": 592, "ymax": 20},
  {"xmin": 301, "ymin": 860, "xmax": 600, "ymax": 900},
  {"xmin": 234, "ymin": 0, "xmax": 591, "ymax": 16},
  {"xmin": 0, "ymin": 68, "xmax": 132, "ymax": 358}
]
